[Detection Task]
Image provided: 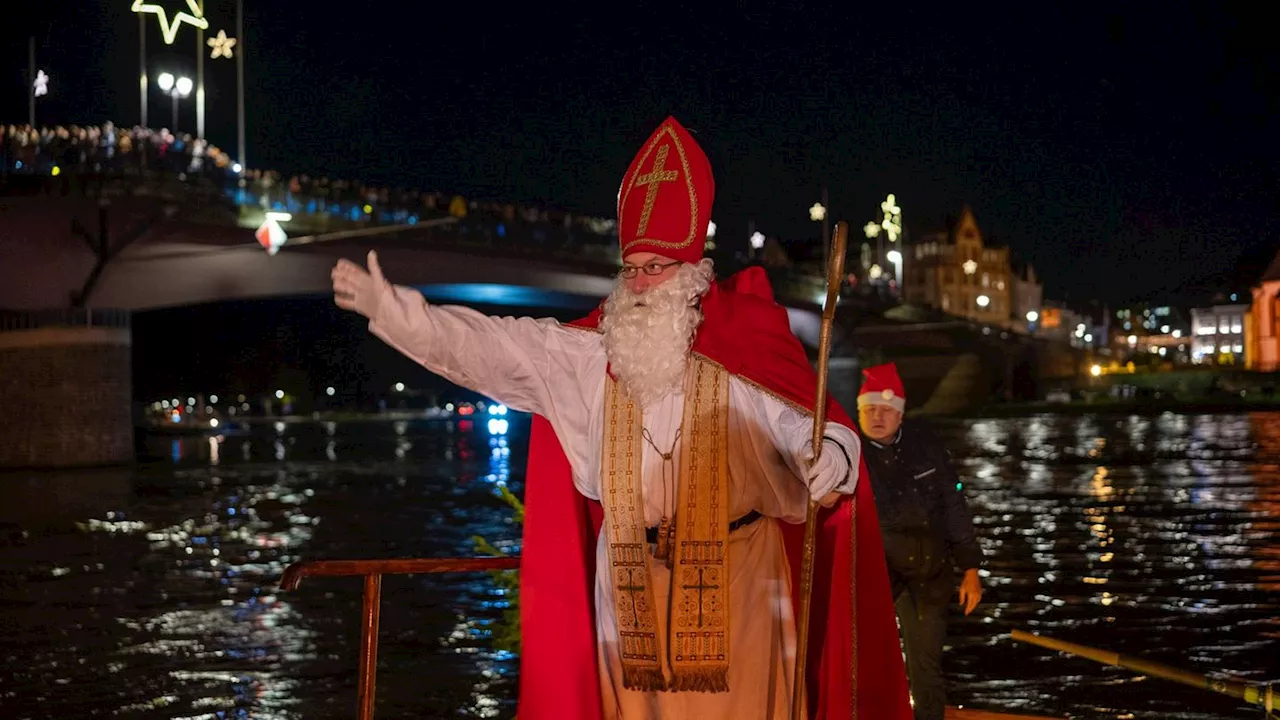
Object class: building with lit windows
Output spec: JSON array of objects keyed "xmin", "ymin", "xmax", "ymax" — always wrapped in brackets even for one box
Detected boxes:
[
  {"xmin": 903, "ymin": 206, "xmax": 1012, "ymax": 327},
  {"xmin": 1114, "ymin": 304, "xmax": 1186, "ymax": 336},
  {"xmin": 1191, "ymin": 303, "xmax": 1248, "ymax": 364}
]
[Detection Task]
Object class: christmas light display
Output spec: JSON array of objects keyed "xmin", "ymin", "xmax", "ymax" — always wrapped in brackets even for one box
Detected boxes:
[
  {"xmin": 131, "ymin": 0, "xmax": 208, "ymax": 45},
  {"xmin": 33, "ymin": 70, "xmax": 49, "ymax": 97},
  {"xmin": 208, "ymin": 29, "xmax": 236, "ymax": 59}
]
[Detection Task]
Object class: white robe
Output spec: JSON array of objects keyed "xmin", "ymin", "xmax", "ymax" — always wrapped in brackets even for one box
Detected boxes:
[{"xmin": 369, "ymin": 284, "xmax": 862, "ymax": 720}]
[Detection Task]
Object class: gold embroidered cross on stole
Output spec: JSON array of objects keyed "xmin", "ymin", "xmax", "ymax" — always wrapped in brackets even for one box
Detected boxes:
[{"xmin": 601, "ymin": 357, "xmax": 731, "ymax": 693}]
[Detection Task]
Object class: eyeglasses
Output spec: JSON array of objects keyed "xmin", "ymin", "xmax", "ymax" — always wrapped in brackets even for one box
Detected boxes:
[{"xmin": 619, "ymin": 260, "xmax": 681, "ymax": 279}]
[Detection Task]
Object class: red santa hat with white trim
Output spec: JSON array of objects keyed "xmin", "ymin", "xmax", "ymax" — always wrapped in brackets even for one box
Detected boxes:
[{"xmin": 857, "ymin": 362, "xmax": 906, "ymax": 413}]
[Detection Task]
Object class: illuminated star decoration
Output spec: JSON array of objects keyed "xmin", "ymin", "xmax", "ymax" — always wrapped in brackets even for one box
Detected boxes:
[
  {"xmin": 963, "ymin": 259, "xmax": 978, "ymax": 275},
  {"xmin": 208, "ymin": 30, "xmax": 236, "ymax": 59},
  {"xmin": 879, "ymin": 193, "xmax": 902, "ymax": 242},
  {"xmin": 809, "ymin": 203, "xmax": 826, "ymax": 222},
  {"xmin": 33, "ymin": 70, "xmax": 49, "ymax": 97},
  {"xmin": 131, "ymin": 0, "xmax": 209, "ymax": 45}
]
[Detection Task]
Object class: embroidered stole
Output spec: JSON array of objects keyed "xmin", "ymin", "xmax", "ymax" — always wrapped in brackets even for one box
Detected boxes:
[{"xmin": 602, "ymin": 356, "xmax": 731, "ymax": 693}]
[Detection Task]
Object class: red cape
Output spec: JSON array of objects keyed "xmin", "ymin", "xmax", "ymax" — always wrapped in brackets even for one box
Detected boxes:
[{"xmin": 516, "ymin": 267, "xmax": 912, "ymax": 719}]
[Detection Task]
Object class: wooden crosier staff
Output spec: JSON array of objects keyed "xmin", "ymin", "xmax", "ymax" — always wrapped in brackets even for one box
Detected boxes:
[{"xmin": 791, "ymin": 220, "xmax": 849, "ymax": 720}]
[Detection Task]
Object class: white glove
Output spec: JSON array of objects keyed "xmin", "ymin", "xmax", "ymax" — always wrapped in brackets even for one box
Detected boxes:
[
  {"xmin": 804, "ymin": 438, "xmax": 852, "ymax": 506},
  {"xmin": 332, "ymin": 250, "xmax": 389, "ymax": 321}
]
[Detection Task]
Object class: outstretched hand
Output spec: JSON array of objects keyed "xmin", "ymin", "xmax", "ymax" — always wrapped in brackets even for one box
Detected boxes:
[{"xmin": 332, "ymin": 251, "xmax": 388, "ymax": 320}]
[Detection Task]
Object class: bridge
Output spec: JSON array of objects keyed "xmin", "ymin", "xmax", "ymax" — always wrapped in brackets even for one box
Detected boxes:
[{"xmin": 0, "ymin": 123, "xmax": 1089, "ymax": 468}]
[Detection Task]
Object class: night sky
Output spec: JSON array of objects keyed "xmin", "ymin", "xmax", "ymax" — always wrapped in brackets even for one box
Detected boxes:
[{"xmin": 3, "ymin": 4, "xmax": 1277, "ymax": 305}]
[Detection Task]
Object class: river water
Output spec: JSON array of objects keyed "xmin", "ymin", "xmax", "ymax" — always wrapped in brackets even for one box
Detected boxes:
[{"xmin": 1, "ymin": 412, "xmax": 1277, "ymax": 719}]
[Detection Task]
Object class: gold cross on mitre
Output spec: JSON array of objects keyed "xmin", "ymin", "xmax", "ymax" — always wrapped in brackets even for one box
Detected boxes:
[
  {"xmin": 633, "ymin": 144, "xmax": 679, "ymax": 236},
  {"xmin": 132, "ymin": 0, "xmax": 209, "ymax": 45}
]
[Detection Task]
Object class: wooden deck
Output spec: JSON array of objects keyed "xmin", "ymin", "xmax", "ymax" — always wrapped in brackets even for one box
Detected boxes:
[{"xmin": 947, "ymin": 708, "xmax": 1061, "ymax": 720}]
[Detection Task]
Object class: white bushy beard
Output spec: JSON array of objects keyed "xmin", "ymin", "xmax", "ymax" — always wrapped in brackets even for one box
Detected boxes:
[{"xmin": 601, "ymin": 259, "xmax": 715, "ymax": 408}]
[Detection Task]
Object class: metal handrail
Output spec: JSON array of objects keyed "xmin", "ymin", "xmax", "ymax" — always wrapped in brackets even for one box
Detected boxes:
[{"xmin": 279, "ymin": 556, "xmax": 521, "ymax": 720}]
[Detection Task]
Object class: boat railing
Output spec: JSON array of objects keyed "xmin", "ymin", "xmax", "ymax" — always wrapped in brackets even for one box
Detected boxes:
[{"xmin": 279, "ymin": 557, "xmax": 520, "ymax": 720}]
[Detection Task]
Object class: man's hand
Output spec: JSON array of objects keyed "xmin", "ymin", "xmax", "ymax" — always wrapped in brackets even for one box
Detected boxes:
[
  {"xmin": 332, "ymin": 251, "xmax": 387, "ymax": 320},
  {"xmin": 958, "ymin": 568, "xmax": 983, "ymax": 615}
]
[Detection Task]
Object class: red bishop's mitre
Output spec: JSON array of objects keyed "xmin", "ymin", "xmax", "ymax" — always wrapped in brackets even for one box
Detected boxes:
[
  {"xmin": 858, "ymin": 362, "xmax": 906, "ymax": 412},
  {"xmin": 616, "ymin": 116, "xmax": 715, "ymax": 265}
]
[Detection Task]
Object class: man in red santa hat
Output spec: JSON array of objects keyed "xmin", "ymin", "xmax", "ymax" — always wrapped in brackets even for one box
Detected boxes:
[
  {"xmin": 856, "ymin": 362, "xmax": 984, "ymax": 720},
  {"xmin": 332, "ymin": 117, "xmax": 911, "ymax": 719}
]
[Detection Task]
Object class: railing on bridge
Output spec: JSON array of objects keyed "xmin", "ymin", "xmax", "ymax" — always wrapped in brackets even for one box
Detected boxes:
[
  {"xmin": 0, "ymin": 122, "xmax": 832, "ymax": 304},
  {"xmin": 0, "ymin": 307, "xmax": 131, "ymax": 333}
]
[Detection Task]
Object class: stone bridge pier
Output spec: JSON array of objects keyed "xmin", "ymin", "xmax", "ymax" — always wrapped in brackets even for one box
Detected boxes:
[{"xmin": 0, "ymin": 310, "xmax": 135, "ymax": 469}]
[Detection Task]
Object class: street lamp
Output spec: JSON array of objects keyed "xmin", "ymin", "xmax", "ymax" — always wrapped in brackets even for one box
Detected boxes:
[
  {"xmin": 156, "ymin": 72, "xmax": 193, "ymax": 130},
  {"xmin": 977, "ymin": 294, "xmax": 991, "ymax": 309},
  {"xmin": 886, "ymin": 249, "xmax": 903, "ymax": 294},
  {"xmin": 1026, "ymin": 310, "xmax": 1039, "ymax": 323}
]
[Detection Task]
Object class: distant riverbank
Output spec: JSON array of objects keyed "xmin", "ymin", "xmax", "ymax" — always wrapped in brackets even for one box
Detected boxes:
[{"xmin": 955, "ymin": 397, "xmax": 1280, "ymax": 417}]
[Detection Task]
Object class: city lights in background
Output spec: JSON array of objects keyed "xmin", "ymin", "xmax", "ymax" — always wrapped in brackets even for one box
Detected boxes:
[
  {"xmin": 487, "ymin": 405, "xmax": 509, "ymax": 434},
  {"xmin": 863, "ymin": 193, "xmax": 904, "ymax": 291}
]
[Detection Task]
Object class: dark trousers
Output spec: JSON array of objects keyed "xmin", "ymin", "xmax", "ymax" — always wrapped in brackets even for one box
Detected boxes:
[{"xmin": 894, "ymin": 589, "xmax": 949, "ymax": 720}]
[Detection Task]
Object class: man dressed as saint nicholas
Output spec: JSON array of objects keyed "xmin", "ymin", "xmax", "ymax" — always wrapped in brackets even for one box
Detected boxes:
[{"xmin": 332, "ymin": 117, "xmax": 912, "ymax": 720}]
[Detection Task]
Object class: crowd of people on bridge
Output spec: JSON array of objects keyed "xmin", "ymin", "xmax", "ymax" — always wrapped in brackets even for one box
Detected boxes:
[
  {"xmin": 1, "ymin": 121, "xmax": 626, "ymax": 257},
  {"xmin": 1, "ymin": 122, "xmax": 235, "ymax": 180}
]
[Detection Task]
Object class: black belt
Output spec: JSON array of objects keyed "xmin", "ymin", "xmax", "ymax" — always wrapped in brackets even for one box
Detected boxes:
[{"xmin": 645, "ymin": 510, "xmax": 763, "ymax": 544}]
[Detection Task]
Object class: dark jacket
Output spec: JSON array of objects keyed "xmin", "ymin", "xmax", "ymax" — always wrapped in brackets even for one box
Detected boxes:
[{"xmin": 861, "ymin": 419, "xmax": 983, "ymax": 605}]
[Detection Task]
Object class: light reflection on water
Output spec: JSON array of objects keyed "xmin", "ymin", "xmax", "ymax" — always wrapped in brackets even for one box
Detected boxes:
[
  {"xmin": 1, "ymin": 418, "xmax": 523, "ymax": 720},
  {"xmin": 0, "ymin": 411, "xmax": 1277, "ymax": 719}
]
